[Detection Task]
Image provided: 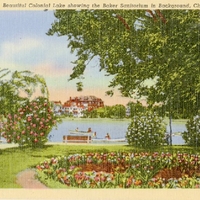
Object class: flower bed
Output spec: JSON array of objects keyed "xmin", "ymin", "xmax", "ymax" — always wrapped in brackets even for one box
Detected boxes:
[{"xmin": 36, "ymin": 152, "xmax": 200, "ymax": 188}]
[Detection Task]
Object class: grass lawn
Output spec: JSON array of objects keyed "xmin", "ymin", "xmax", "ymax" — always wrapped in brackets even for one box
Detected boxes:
[{"xmin": 0, "ymin": 143, "xmax": 199, "ymax": 188}]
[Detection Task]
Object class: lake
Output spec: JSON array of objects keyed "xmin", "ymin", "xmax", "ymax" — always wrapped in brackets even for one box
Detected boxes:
[{"xmin": 49, "ymin": 118, "xmax": 186, "ymax": 145}]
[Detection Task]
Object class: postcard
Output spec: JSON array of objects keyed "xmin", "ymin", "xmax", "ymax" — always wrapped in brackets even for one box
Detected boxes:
[{"xmin": 0, "ymin": 0, "xmax": 200, "ymax": 199}]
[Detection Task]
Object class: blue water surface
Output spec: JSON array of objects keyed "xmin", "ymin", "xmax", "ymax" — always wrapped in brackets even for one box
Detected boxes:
[{"xmin": 49, "ymin": 118, "xmax": 187, "ymax": 145}]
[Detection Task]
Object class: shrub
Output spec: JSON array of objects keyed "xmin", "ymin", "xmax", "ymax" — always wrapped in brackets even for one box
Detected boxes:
[
  {"xmin": 1, "ymin": 96, "xmax": 59, "ymax": 147},
  {"xmin": 182, "ymin": 115, "xmax": 200, "ymax": 147},
  {"xmin": 126, "ymin": 111, "xmax": 166, "ymax": 148}
]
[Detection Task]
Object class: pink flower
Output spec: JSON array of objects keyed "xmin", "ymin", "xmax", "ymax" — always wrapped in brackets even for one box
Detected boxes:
[
  {"xmin": 21, "ymin": 130, "xmax": 25, "ymax": 135},
  {"xmin": 70, "ymin": 166, "xmax": 75, "ymax": 170},
  {"xmin": 40, "ymin": 132, "xmax": 44, "ymax": 136},
  {"xmin": 27, "ymin": 116, "xmax": 32, "ymax": 122},
  {"xmin": 94, "ymin": 177, "xmax": 100, "ymax": 182}
]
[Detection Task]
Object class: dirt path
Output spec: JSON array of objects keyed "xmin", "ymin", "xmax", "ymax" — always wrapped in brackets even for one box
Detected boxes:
[{"xmin": 16, "ymin": 169, "xmax": 48, "ymax": 189}]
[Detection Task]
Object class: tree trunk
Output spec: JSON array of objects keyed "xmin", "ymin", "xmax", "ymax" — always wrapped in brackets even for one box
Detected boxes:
[{"xmin": 169, "ymin": 114, "xmax": 173, "ymax": 145}]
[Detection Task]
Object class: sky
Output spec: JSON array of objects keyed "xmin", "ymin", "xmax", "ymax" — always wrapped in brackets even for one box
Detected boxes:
[{"xmin": 0, "ymin": 10, "xmax": 138, "ymax": 106}]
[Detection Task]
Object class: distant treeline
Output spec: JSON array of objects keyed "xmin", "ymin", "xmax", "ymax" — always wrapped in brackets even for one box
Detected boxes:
[{"xmin": 64, "ymin": 101, "xmax": 190, "ymax": 119}]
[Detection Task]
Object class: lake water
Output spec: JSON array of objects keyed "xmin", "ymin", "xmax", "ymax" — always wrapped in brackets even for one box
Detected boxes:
[{"xmin": 49, "ymin": 118, "xmax": 186, "ymax": 145}]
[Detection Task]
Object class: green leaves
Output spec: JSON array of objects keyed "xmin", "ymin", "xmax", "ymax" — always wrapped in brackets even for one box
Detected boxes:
[
  {"xmin": 48, "ymin": 10, "xmax": 200, "ymax": 117},
  {"xmin": 0, "ymin": 68, "xmax": 49, "ymax": 115}
]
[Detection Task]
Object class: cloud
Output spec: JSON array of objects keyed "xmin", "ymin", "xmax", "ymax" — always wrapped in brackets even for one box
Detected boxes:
[
  {"xmin": 32, "ymin": 63, "xmax": 72, "ymax": 78},
  {"xmin": 1, "ymin": 37, "xmax": 41, "ymax": 58},
  {"xmin": 0, "ymin": 35, "xmax": 75, "ymax": 74}
]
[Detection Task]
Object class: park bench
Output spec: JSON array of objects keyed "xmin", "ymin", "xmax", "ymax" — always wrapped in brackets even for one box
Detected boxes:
[{"xmin": 63, "ymin": 135, "xmax": 91, "ymax": 143}]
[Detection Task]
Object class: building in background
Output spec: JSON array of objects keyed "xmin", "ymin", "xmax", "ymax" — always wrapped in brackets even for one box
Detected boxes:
[{"xmin": 63, "ymin": 95, "xmax": 104, "ymax": 117}]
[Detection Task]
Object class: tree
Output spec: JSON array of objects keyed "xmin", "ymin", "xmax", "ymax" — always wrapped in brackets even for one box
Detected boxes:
[
  {"xmin": 126, "ymin": 101, "xmax": 146, "ymax": 117},
  {"xmin": 96, "ymin": 106, "xmax": 113, "ymax": 118},
  {"xmin": 48, "ymin": 10, "xmax": 200, "ymax": 144},
  {"xmin": 0, "ymin": 68, "xmax": 49, "ymax": 115},
  {"xmin": 111, "ymin": 104, "xmax": 126, "ymax": 119},
  {"xmin": 83, "ymin": 109, "xmax": 98, "ymax": 118}
]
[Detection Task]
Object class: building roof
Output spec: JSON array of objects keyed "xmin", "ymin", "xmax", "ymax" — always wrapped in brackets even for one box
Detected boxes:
[
  {"xmin": 52, "ymin": 101, "xmax": 62, "ymax": 105},
  {"xmin": 71, "ymin": 95, "xmax": 103, "ymax": 101}
]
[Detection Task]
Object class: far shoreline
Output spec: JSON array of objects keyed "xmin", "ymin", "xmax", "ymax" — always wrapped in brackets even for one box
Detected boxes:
[{"xmin": 60, "ymin": 116, "xmax": 188, "ymax": 124}]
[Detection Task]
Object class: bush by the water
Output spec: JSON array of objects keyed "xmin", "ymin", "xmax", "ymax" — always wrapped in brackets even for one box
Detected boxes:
[
  {"xmin": 126, "ymin": 111, "xmax": 166, "ymax": 148},
  {"xmin": 182, "ymin": 115, "xmax": 200, "ymax": 147},
  {"xmin": 1, "ymin": 96, "xmax": 58, "ymax": 147}
]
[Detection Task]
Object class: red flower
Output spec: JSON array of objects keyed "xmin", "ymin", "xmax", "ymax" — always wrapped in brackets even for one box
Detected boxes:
[{"xmin": 34, "ymin": 138, "xmax": 38, "ymax": 143}]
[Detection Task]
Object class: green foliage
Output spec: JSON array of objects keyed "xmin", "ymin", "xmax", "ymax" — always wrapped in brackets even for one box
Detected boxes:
[
  {"xmin": 0, "ymin": 69, "xmax": 49, "ymax": 115},
  {"xmin": 48, "ymin": 10, "xmax": 200, "ymax": 118},
  {"xmin": 1, "ymin": 97, "xmax": 59, "ymax": 148},
  {"xmin": 97, "ymin": 106, "xmax": 112, "ymax": 118},
  {"xmin": 182, "ymin": 115, "xmax": 200, "ymax": 147},
  {"xmin": 111, "ymin": 104, "xmax": 126, "ymax": 119},
  {"xmin": 126, "ymin": 111, "xmax": 166, "ymax": 148},
  {"xmin": 96, "ymin": 105, "xmax": 126, "ymax": 119},
  {"xmin": 127, "ymin": 101, "xmax": 147, "ymax": 117},
  {"xmin": 83, "ymin": 105, "xmax": 126, "ymax": 119},
  {"xmin": 82, "ymin": 109, "xmax": 98, "ymax": 118}
]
